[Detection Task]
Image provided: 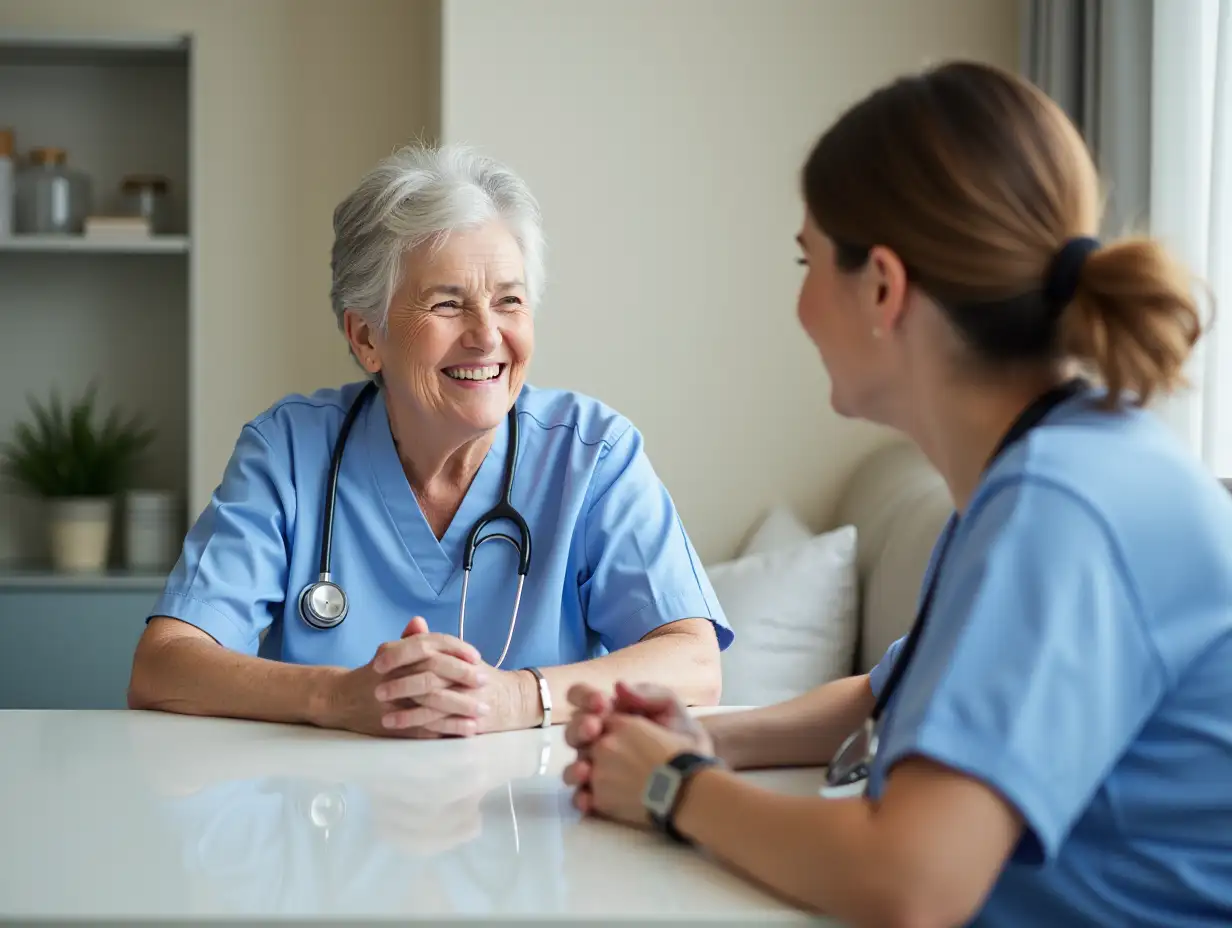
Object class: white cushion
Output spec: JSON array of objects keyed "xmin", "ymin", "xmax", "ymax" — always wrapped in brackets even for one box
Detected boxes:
[
  {"xmin": 709, "ymin": 517, "xmax": 859, "ymax": 707},
  {"xmin": 741, "ymin": 503, "xmax": 813, "ymax": 555}
]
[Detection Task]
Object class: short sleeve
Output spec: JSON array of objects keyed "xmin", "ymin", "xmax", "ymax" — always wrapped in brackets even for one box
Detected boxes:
[
  {"xmin": 874, "ymin": 479, "xmax": 1166, "ymax": 864},
  {"xmin": 149, "ymin": 424, "xmax": 293, "ymax": 654},
  {"xmin": 579, "ymin": 423, "xmax": 732, "ymax": 652},
  {"xmin": 868, "ymin": 636, "xmax": 907, "ymax": 699}
]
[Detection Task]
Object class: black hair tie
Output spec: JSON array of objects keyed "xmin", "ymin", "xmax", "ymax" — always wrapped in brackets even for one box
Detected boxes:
[{"xmin": 1043, "ymin": 236, "xmax": 1100, "ymax": 314}]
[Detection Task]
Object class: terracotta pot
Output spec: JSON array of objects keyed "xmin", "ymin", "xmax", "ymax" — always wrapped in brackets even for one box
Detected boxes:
[{"xmin": 48, "ymin": 497, "xmax": 113, "ymax": 572}]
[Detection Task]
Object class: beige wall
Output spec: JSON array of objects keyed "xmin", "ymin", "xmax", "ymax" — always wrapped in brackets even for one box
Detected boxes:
[
  {"xmin": 0, "ymin": 0, "xmax": 439, "ymax": 517},
  {"xmin": 441, "ymin": 0, "xmax": 1020, "ymax": 562},
  {"xmin": 2, "ymin": 0, "xmax": 1017, "ymax": 562}
]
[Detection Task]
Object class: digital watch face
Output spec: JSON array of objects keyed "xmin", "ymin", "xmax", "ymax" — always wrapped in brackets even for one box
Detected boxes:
[
  {"xmin": 646, "ymin": 775, "xmax": 670, "ymax": 803},
  {"xmin": 642, "ymin": 768, "xmax": 681, "ymax": 817}
]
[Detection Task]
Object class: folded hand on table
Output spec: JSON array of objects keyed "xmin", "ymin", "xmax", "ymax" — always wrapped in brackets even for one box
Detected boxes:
[
  {"xmin": 325, "ymin": 617, "xmax": 531, "ymax": 738},
  {"xmin": 562, "ymin": 681, "xmax": 713, "ymax": 824}
]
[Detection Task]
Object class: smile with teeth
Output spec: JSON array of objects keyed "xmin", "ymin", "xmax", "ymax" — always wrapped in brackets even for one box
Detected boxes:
[{"xmin": 443, "ymin": 363, "xmax": 504, "ymax": 382}]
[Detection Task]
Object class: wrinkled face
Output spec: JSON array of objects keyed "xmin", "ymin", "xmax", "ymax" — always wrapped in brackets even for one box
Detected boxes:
[
  {"xmin": 795, "ymin": 210, "xmax": 910, "ymax": 424},
  {"xmin": 347, "ymin": 221, "xmax": 533, "ymax": 436}
]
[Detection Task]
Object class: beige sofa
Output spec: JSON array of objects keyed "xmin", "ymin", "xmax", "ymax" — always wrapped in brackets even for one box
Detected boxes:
[
  {"xmin": 833, "ymin": 440, "xmax": 954, "ymax": 674},
  {"xmin": 709, "ymin": 437, "xmax": 954, "ymax": 706}
]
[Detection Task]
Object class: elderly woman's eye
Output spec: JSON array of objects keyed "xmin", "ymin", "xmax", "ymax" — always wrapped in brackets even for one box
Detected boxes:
[
  {"xmin": 432, "ymin": 300, "xmax": 462, "ymax": 311},
  {"xmin": 499, "ymin": 296, "xmax": 524, "ymax": 308}
]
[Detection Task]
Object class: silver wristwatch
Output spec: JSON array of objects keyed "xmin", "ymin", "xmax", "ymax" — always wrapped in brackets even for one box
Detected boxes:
[{"xmin": 525, "ymin": 666, "xmax": 552, "ymax": 728}]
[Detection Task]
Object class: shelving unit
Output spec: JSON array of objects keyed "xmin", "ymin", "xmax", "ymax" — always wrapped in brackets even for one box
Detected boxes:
[
  {"xmin": 0, "ymin": 234, "xmax": 190, "ymax": 254},
  {"xmin": 0, "ymin": 30, "xmax": 193, "ymax": 584},
  {"xmin": 0, "ymin": 568, "xmax": 168, "ymax": 592}
]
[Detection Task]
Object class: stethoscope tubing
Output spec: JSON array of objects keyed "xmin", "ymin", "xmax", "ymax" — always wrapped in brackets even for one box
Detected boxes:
[{"xmin": 297, "ymin": 380, "xmax": 533, "ymax": 669}]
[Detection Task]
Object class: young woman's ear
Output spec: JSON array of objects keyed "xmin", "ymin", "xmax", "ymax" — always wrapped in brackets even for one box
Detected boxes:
[{"xmin": 867, "ymin": 244, "xmax": 911, "ymax": 334}]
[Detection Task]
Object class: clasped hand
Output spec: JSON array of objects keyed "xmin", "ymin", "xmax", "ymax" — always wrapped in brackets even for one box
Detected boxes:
[
  {"xmin": 561, "ymin": 681, "xmax": 714, "ymax": 827},
  {"xmin": 325, "ymin": 617, "xmax": 526, "ymax": 738}
]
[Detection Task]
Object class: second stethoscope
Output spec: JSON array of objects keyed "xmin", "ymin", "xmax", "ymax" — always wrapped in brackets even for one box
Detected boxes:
[{"xmin": 297, "ymin": 380, "xmax": 533, "ymax": 670}]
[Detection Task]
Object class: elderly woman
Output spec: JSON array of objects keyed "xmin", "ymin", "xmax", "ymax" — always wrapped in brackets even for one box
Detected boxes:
[{"xmin": 128, "ymin": 144, "xmax": 729, "ymax": 737}]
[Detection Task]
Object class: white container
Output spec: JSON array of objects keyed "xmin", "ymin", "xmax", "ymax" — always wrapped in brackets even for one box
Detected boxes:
[
  {"xmin": 49, "ymin": 497, "xmax": 113, "ymax": 573},
  {"xmin": 0, "ymin": 128, "xmax": 13, "ymax": 238},
  {"xmin": 124, "ymin": 490, "xmax": 178, "ymax": 572}
]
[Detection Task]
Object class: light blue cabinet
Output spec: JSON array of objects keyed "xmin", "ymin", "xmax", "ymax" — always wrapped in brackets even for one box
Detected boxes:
[{"xmin": 0, "ymin": 577, "xmax": 161, "ymax": 708}]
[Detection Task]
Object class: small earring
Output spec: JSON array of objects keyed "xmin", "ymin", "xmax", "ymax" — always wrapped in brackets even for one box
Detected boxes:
[{"xmin": 871, "ymin": 327, "xmax": 884, "ymax": 339}]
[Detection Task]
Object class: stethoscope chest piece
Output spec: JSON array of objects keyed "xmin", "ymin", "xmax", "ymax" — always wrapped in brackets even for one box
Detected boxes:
[
  {"xmin": 300, "ymin": 577, "xmax": 348, "ymax": 630},
  {"xmin": 295, "ymin": 381, "xmax": 533, "ymax": 668}
]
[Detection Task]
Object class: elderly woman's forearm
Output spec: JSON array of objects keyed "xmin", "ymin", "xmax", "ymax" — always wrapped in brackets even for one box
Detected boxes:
[
  {"xmin": 538, "ymin": 619, "xmax": 721, "ymax": 723},
  {"xmin": 128, "ymin": 629, "xmax": 340, "ymax": 727}
]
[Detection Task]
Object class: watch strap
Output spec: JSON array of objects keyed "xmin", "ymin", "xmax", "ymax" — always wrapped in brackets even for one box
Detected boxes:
[
  {"xmin": 648, "ymin": 751, "xmax": 721, "ymax": 844},
  {"xmin": 524, "ymin": 666, "xmax": 551, "ymax": 729}
]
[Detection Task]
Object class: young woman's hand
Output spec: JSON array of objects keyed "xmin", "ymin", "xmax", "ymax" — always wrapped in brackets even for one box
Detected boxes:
[{"xmin": 562, "ymin": 681, "xmax": 712, "ymax": 814}]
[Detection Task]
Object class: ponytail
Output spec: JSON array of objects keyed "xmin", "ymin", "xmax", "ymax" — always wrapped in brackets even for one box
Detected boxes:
[{"xmin": 1060, "ymin": 238, "xmax": 1205, "ymax": 407}]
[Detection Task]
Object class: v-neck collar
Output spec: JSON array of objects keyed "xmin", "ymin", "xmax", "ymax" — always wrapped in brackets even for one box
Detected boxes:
[{"xmin": 361, "ymin": 389, "xmax": 510, "ymax": 597}]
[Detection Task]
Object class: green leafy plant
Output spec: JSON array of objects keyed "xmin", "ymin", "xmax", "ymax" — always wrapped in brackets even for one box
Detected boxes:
[{"xmin": 0, "ymin": 385, "xmax": 156, "ymax": 498}]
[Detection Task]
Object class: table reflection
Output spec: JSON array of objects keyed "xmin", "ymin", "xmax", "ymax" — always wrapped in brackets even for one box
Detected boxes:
[
  {"xmin": 1, "ymin": 711, "xmax": 812, "ymax": 923},
  {"xmin": 128, "ymin": 722, "xmax": 569, "ymax": 917}
]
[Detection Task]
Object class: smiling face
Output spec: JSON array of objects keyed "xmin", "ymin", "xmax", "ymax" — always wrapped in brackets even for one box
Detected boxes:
[
  {"xmin": 346, "ymin": 221, "xmax": 534, "ymax": 438},
  {"xmin": 794, "ymin": 210, "xmax": 913, "ymax": 425}
]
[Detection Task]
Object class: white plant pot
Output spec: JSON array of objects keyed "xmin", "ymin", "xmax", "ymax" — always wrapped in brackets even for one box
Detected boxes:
[
  {"xmin": 124, "ymin": 490, "xmax": 178, "ymax": 572},
  {"xmin": 48, "ymin": 497, "xmax": 113, "ymax": 573}
]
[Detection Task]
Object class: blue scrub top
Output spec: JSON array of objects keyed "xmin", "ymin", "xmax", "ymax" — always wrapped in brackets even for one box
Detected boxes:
[
  {"xmin": 150, "ymin": 381, "xmax": 731, "ymax": 669},
  {"xmin": 867, "ymin": 386, "xmax": 1232, "ymax": 925}
]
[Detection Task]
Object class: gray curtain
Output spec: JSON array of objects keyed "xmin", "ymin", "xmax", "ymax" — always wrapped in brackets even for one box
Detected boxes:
[{"xmin": 1020, "ymin": 0, "xmax": 1154, "ymax": 237}]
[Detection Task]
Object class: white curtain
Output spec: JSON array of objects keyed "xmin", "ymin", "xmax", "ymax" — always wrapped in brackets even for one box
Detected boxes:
[
  {"xmin": 1150, "ymin": 0, "xmax": 1232, "ymax": 476},
  {"xmin": 1020, "ymin": 0, "xmax": 1154, "ymax": 239}
]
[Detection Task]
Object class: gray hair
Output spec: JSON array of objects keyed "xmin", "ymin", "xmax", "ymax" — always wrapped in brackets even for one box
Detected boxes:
[{"xmin": 330, "ymin": 142, "xmax": 546, "ymax": 333}]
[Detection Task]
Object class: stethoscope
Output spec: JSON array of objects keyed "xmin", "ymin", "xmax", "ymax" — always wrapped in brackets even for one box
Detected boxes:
[
  {"xmin": 297, "ymin": 380, "xmax": 534, "ymax": 669},
  {"xmin": 821, "ymin": 378, "xmax": 1088, "ymax": 799}
]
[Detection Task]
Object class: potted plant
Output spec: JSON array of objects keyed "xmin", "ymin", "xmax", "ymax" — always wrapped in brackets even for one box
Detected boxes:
[{"xmin": 0, "ymin": 385, "xmax": 155, "ymax": 573}]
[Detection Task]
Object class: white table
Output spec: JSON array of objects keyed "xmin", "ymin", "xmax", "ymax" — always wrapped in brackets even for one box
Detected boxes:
[{"xmin": 0, "ymin": 710, "xmax": 836, "ymax": 925}]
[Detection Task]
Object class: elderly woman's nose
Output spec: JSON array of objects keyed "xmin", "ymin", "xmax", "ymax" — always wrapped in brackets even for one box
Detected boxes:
[{"xmin": 461, "ymin": 309, "xmax": 501, "ymax": 352}]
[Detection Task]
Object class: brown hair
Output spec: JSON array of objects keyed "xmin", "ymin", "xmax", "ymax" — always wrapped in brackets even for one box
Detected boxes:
[{"xmin": 801, "ymin": 60, "xmax": 1203, "ymax": 407}]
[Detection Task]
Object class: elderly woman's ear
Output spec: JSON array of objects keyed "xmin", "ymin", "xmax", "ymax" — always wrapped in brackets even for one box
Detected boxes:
[{"xmin": 343, "ymin": 310, "xmax": 383, "ymax": 376}]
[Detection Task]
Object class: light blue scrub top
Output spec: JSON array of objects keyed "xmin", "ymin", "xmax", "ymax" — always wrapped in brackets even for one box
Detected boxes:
[
  {"xmin": 867, "ymin": 386, "xmax": 1232, "ymax": 925},
  {"xmin": 150, "ymin": 381, "xmax": 731, "ymax": 669}
]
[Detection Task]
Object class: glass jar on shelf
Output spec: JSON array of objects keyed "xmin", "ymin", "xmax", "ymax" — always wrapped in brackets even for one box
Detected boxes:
[
  {"xmin": 14, "ymin": 147, "xmax": 92, "ymax": 235},
  {"xmin": 0, "ymin": 129, "xmax": 14, "ymax": 238},
  {"xmin": 119, "ymin": 174, "xmax": 170, "ymax": 234}
]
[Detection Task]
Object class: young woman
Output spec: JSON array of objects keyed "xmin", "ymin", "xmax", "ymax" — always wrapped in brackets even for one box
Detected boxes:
[{"xmin": 562, "ymin": 61, "xmax": 1232, "ymax": 927}]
